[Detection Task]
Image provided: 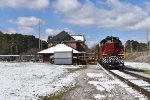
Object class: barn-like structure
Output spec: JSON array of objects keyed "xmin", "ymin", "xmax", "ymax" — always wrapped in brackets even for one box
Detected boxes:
[{"xmin": 38, "ymin": 31, "xmax": 86, "ymax": 64}]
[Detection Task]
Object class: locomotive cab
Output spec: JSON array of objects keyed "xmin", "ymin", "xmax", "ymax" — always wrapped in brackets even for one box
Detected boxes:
[{"xmin": 99, "ymin": 36, "xmax": 124, "ymax": 69}]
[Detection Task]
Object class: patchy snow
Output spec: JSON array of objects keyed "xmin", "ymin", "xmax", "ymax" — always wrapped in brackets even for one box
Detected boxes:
[
  {"xmin": 89, "ymin": 64, "xmax": 148, "ymax": 100},
  {"xmin": 60, "ymin": 65, "xmax": 80, "ymax": 69},
  {"xmin": 71, "ymin": 35, "xmax": 85, "ymax": 42},
  {"xmin": 111, "ymin": 70, "xmax": 150, "ymax": 92},
  {"xmin": 125, "ymin": 62, "xmax": 150, "ymax": 70},
  {"xmin": 86, "ymin": 73, "xmax": 104, "ymax": 78},
  {"xmin": 0, "ymin": 62, "xmax": 79, "ymax": 100},
  {"xmin": 88, "ymin": 80, "xmax": 117, "ymax": 92},
  {"xmin": 111, "ymin": 70, "xmax": 137, "ymax": 80},
  {"xmin": 94, "ymin": 94, "xmax": 106, "ymax": 99},
  {"xmin": 87, "ymin": 73, "xmax": 117, "ymax": 92},
  {"xmin": 88, "ymin": 81, "xmax": 105, "ymax": 91}
]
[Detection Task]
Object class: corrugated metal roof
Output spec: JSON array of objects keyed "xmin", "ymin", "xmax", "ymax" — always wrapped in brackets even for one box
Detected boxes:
[{"xmin": 38, "ymin": 43, "xmax": 81, "ymax": 54}]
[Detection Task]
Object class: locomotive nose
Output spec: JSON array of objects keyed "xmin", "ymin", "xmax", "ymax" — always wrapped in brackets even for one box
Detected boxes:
[{"xmin": 99, "ymin": 36, "xmax": 124, "ymax": 68}]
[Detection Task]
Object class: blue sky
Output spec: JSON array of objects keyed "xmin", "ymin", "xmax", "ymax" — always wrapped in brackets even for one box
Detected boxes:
[{"xmin": 0, "ymin": 0, "xmax": 150, "ymax": 47}]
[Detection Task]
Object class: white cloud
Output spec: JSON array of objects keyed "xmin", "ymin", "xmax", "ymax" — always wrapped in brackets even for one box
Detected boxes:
[
  {"xmin": 53, "ymin": 0, "xmax": 150, "ymax": 31},
  {"xmin": 0, "ymin": 0, "xmax": 49, "ymax": 10},
  {"xmin": 127, "ymin": 17, "xmax": 150, "ymax": 31},
  {"xmin": 45, "ymin": 28, "xmax": 74, "ymax": 36},
  {"xmin": 7, "ymin": 28, "xmax": 17, "ymax": 34},
  {"xmin": 0, "ymin": 27, "xmax": 35, "ymax": 35},
  {"xmin": 53, "ymin": 0, "xmax": 81, "ymax": 14},
  {"xmin": 18, "ymin": 27, "xmax": 34, "ymax": 34},
  {"xmin": 144, "ymin": 1, "xmax": 150, "ymax": 12},
  {"xmin": 63, "ymin": 28, "xmax": 75, "ymax": 35},
  {"xmin": 9, "ymin": 16, "xmax": 44, "ymax": 27},
  {"xmin": 44, "ymin": 27, "xmax": 74, "ymax": 41},
  {"xmin": 9, "ymin": 16, "xmax": 44, "ymax": 34},
  {"xmin": 0, "ymin": 27, "xmax": 18, "ymax": 34},
  {"xmin": 86, "ymin": 40, "xmax": 99, "ymax": 48},
  {"xmin": 45, "ymin": 28, "xmax": 61, "ymax": 36}
]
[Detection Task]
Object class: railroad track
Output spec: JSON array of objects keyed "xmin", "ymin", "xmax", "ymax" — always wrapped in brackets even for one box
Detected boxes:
[
  {"xmin": 108, "ymin": 70, "xmax": 150, "ymax": 99},
  {"xmin": 122, "ymin": 70, "xmax": 150, "ymax": 83}
]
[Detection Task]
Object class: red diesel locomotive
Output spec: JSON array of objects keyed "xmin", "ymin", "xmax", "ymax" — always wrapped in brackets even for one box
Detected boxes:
[{"xmin": 98, "ymin": 36, "xmax": 124, "ymax": 69}]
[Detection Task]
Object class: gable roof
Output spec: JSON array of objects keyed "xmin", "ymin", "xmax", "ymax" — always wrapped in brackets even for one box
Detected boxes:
[
  {"xmin": 38, "ymin": 43, "xmax": 81, "ymax": 54},
  {"xmin": 47, "ymin": 31, "xmax": 75, "ymax": 42}
]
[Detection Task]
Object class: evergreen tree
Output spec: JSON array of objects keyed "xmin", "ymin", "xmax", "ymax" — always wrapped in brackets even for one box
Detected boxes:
[
  {"xmin": 0, "ymin": 32, "xmax": 48, "ymax": 55},
  {"xmin": 125, "ymin": 40, "xmax": 147, "ymax": 52}
]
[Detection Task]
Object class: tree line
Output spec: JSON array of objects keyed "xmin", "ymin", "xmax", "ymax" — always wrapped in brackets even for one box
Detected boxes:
[
  {"xmin": 0, "ymin": 31, "xmax": 48, "ymax": 55},
  {"xmin": 87, "ymin": 40, "xmax": 148, "ymax": 53},
  {"xmin": 125, "ymin": 40, "xmax": 148, "ymax": 53},
  {"xmin": 0, "ymin": 30, "xmax": 148, "ymax": 55}
]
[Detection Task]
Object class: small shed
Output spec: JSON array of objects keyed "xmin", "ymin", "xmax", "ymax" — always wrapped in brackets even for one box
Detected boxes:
[
  {"xmin": 38, "ymin": 43, "xmax": 80, "ymax": 64},
  {"xmin": 54, "ymin": 51, "xmax": 73, "ymax": 64}
]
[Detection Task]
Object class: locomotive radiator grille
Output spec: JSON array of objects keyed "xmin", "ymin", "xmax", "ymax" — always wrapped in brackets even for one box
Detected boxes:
[{"xmin": 102, "ymin": 56, "xmax": 124, "ymax": 64}]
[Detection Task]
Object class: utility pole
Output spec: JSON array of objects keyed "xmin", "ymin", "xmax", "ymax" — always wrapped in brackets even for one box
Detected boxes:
[
  {"xmin": 16, "ymin": 45, "xmax": 18, "ymax": 55},
  {"xmin": 38, "ymin": 20, "xmax": 41, "ymax": 49},
  {"xmin": 146, "ymin": 32, "xmax": 149, "ymax": 51},
  {"xmin": 11, "ymin": 45, "xmax": 13, "ymax": 55},
  {"xmin": 41, "ymin": 40, "xmax": 42, "ymax": 49},
  {"xmin": 130, "ymin": 41, "xmax": 133, "ymax": 53}
]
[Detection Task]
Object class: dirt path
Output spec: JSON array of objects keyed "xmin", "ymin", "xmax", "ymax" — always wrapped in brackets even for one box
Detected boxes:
[
  {"xmin": 61, "ymin": 65, "xmax": 100, "ymax": 100},
  {"xmin": 61, "ymin": 65, "xmax": 144, "ymax": 100}
]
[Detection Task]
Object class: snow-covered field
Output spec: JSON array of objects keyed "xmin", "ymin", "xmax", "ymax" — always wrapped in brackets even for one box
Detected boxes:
[
  {"xmin": 125, "ymin": 62, "xmax": 150, "ymax": 70},
  {"xmin": 0, "ymin": 62, "xmax": 79, "ymax": 100}
]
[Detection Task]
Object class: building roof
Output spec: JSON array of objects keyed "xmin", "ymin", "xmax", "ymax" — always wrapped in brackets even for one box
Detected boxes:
[
  {"xmin": 47, "ymin": 31, "xmax": 75, "ymax": 42},
  {"xmin": 71, "ymin": 35, "xmax": 85, "ymax": 42},
  {"xmin": 38, "ymin": 46, "xmax": 55, "ymax": 54},
  {"xmin": 47, "ymin": 31, "xmax": 85, "ymax": 43},
  {"xmin": 38, "ymin": 43, "xmax": 81, "ymax": 54}
]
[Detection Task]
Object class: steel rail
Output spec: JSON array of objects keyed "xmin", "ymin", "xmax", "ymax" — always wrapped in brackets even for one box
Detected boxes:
[
  {"xmin": 122, "ymin": 70, "xmax": 150, "ymax": 83},
  {"xmin": 108, "ymin": 70, "xmax": 150, "ymax": 98}
]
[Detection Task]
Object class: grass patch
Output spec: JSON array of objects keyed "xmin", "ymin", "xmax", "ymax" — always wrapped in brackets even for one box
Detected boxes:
[
  {"xmin": 67, "ymin": 65, "xmax": 87, "ymax": 73},
  {"xmin": 143, "ymin": 70, "xmax": 150, "ymax": 75},
  {"xmin": 39, "ymin": 86, "xmax": 76, "ymax": 100}
]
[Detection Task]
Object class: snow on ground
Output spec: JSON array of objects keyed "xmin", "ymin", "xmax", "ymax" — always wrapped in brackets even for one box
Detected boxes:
[
  {"xmin": 87, "ymin": 73, "xmax": 117, "ymax": 92},
  {"xmin": 125, "ymin": 62, "xmax": 150, "ymax": 70},
  {"xmin": 94, "ymin": 94, "xmax": 106, "ymax": 99},
  {"xmin": 0, "ymin": 62, "xmax": 79, "ymax": 100},
  {"xmin": 87, "ymin": 65, "xmax": 148, "ymax": 100},
  {"xmin": 86, "ymin": 73, "xmax": 104, "ymax": 78}
]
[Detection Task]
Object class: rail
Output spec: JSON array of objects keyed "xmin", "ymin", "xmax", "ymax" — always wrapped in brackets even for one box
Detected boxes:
[
  {"xmin": 108, "ymin": 70, "xmax": 150, "ymax": 98},
  {"xmin": 122, "ymin": 70, "xmax": 150, "ymax": 83}
]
